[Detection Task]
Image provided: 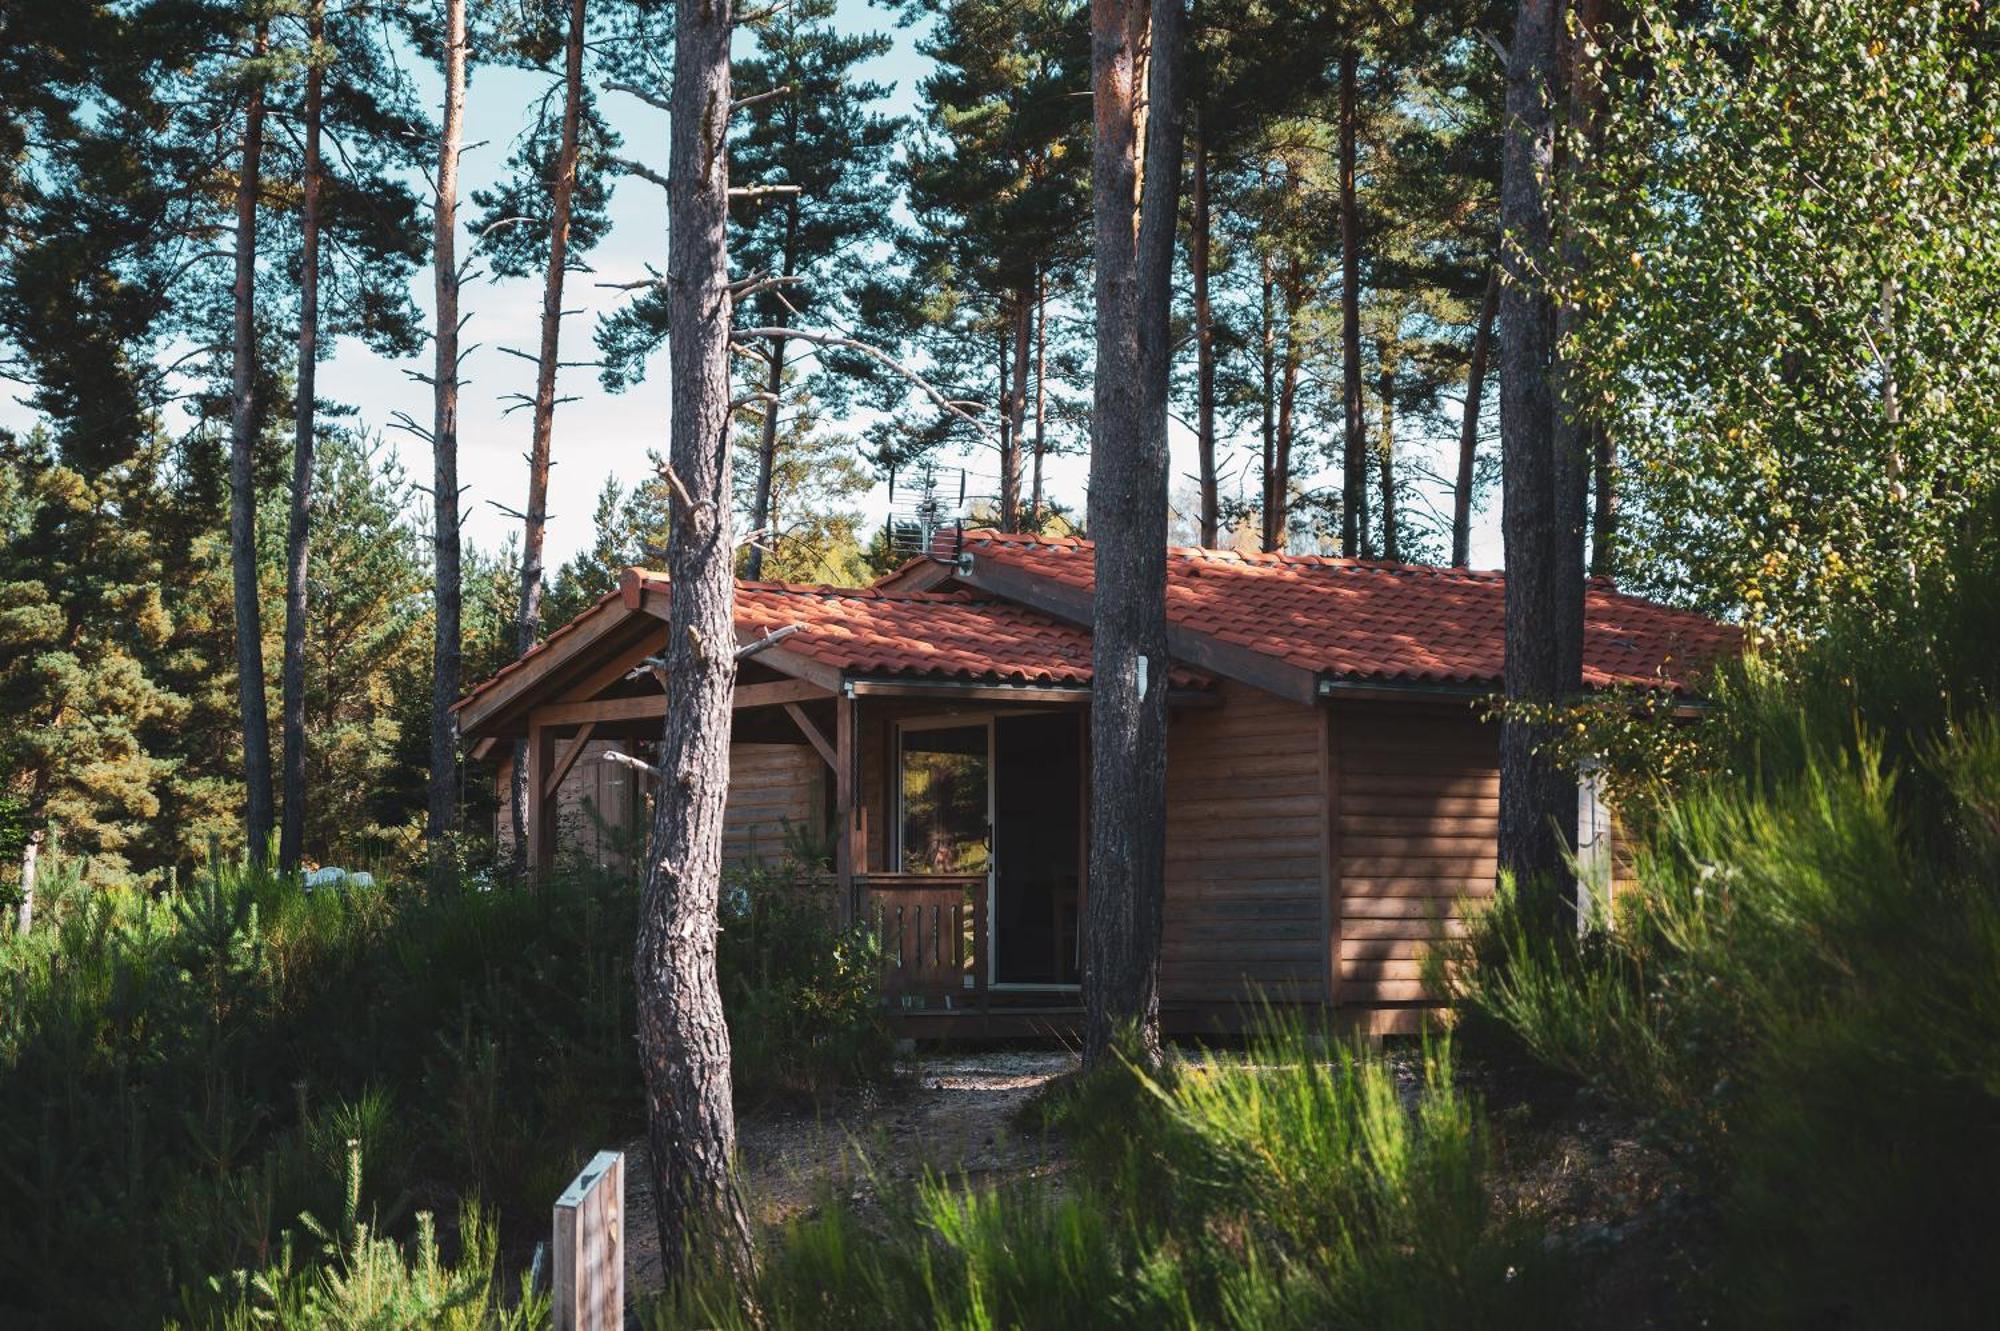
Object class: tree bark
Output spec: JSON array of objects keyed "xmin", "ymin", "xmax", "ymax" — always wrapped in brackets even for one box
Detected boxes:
[
  {"xmin": 1338, "ymin": 44, "xmax": 1368, "ymax": 559},
  {"xmin": 1264, "ymin": 254, "xmax": 1301, "ymax": 553},
  {"xmin": 510, "ymin": 0, "xmax": 589, "ymax": 871},
  {"xmin": 1453, "ymin": 265, "xmax": 1501, "ymax": 567},
  {"xmin": 1190, "ymin": 125, "xmax": 1218, "ymax": 546},
  {"xmin": 636, "ymin": 0, "xmax": 754, "ymax": 1286},
  {"xmin": 744, "ymin": 324, "xmax": 788, "ymax": 578},
  {"xmin": 230, "ymin": 21, "xmax": 274, "ymax": 868},
  {"xmin": 428, "ymin": 0, "xmax": 467, "ymax": 881},
  {"xmin": 1258, "ymin": 252, "xmax": 1275, "ymax": 548},
  {"xmin": 1498, "ymin": 0, "xmax": 1582, "ymax": 917},
  {"xmin": 280, "ymin": 4, "xmax": 324, "ymax": 873},
  {"xmin": 1589, "ymin": 424, "xmax": 1616, "ymax": 577},
  {"xmin": 1379, "ymin": 353, "xmax": 1397, "ymax": 561},
  {"xmin": 1003, "ymin": 291, "xmax": 1031, "ymax": 531},
  {"xmin": 1084, "ymin": 0, "xmax": 1186, "ymax": 1072},
  {"xmin": 742, "ymin": 190, "xmax": 799, "ymax": 582},
  {"xmin": 1030, "ymin": 269, "xmax": 1048, "ymax": 528}
]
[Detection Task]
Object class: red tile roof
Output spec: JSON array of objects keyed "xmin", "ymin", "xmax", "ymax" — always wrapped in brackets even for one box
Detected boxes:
[
  {"xmin": 731, "ymin": 578, "xmax": 1113, "ymax": 686},
  {"xmin": 936, "ymin": 530, "xmax": 1738, "ymax": 692},
  {"xmin": 455, "ymin": 570, "xmax": 1204, "ymax": 717}
]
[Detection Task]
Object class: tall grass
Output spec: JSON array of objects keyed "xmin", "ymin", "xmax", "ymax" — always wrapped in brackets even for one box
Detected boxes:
[
  {"xmin": 1450, "ymin": 495, "xmax": 2000, "ymax": 1326},
  {"xmin": 648, "ymin": 1017, "xmax": 1570, "ymax": 1331},
  {"xmin": 0, "ymin": 845, "xmax": 888, "ymax": 1328}
]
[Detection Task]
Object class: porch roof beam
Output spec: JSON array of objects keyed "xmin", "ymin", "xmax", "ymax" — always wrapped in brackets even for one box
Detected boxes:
[{"xmin": 517, "ymin": 677, "xmax": 833, "ymax": 727}]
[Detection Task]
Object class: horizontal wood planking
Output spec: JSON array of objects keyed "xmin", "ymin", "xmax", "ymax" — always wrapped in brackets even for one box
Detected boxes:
[
  {"xmin": 723, "ymin": 743, "xmax": 821, "ymax": 864},
  {"xmin": 1163, "ymin": 680, "xmax": 1328, "ymax": 1003},
  {"xmin": 1333, "ymin": 704, "xmax": 1500, "ymax": 1005}
]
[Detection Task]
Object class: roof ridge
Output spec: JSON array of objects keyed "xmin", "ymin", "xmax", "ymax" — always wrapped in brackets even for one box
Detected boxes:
[{"xmin": 963, "ymin": 530, "xmax": 1507, "ymax": 581}]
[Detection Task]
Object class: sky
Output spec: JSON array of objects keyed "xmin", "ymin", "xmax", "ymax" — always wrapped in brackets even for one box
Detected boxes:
[{"xmin": 3, "ymin": 0, "xmax": 1504, "ymax": 574}]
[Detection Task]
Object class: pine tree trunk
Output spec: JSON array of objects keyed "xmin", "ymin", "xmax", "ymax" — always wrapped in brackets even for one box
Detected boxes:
[
  {"xmin": 1191, "ymin": 126, "xmax": 1218, "ymax": 547},
  {"xmin": 1030, "ymin": 270, "xmax": 1048, "ymax": 528},
  {"xmin": 280, "ymin": 5, "xmax": 325, "ymax": 874},
  {"xmin": 428, "ymin": 0, "xmax": 467, "ymax": 882},
  {"xmin": 637, "ymin": 0, "xmax": 754, "ymax": 1286},
  {"xmin": 1084, "ymin": 0, "xmax": 1185, "ymax": 1072},
  {"xmin": 1453, "ymin": 266, "xmax": 1500, "ymax": 567},
  {"xmin": 510, "ymin": 0, "xmax": 588, "ymax": 871},
  {"xmin": 230, "ymin": 21, "xmax": 274, "ymax": 868},
  {"xmin": 1266, "ymin": 255, "xmax": 1301, "ymax": 553},
  {"xmin": 1003, "ymin": 292, "xmax": 1031, "ymax": 531},
  {"xmin": 1498, "ymin": 0, "xmax": 1581, "ymax": 916},
  {"xmin": 1590, "ymin": 424, "xmax": 1616, "ymax": 577},
  {"xmin": 1379, "ymin": 355, "xmax": 1397, "ymax": 561},
  {"xmin": 1259, "ymin": 251, "xmax": 1276, "ymax": 546},
  {"xmin": 743, "ymin": 191, "xmax": 799, "ymax": 583},
  {"xmin": 744, "ymin": 329, "xmax": 788, "ymax": 580},
  {"xmin": 1338, "ymin": 45, "xmax": 1368, "ymax": 559}
]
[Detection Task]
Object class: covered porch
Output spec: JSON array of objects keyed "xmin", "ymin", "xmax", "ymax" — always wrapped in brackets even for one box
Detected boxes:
[{"xmin": 454, "ymin": 567, "xmax": 1212, "ymax": 1021}]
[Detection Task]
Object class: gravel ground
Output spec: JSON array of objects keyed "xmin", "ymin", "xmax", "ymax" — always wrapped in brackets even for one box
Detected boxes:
[{"xmin": 624, "ymin": 1048, "xmax": 1077, "ymax": 1294}]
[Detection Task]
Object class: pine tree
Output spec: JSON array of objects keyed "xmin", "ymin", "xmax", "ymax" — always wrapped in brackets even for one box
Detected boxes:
[
  {"xmin": 729, "ymin": 0, "xmax": 902, "ymax": 575},
  {"xmin": 891, "ymin": 0, "xmax": 1091, "ymax": 520},
  {"xmin": 0, "ymin": 431, "xmax": 186, "ymax": 918},
  {"xmin": 1084, "ymin": 0, "xmax": 1188, "ymax": 1070},
  {"xmin": 277, "ymin": 0, "xmax": 429, "ymax": 870}
]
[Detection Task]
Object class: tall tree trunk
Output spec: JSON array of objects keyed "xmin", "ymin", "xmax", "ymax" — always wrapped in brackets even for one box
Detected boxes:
[
  {"xmin": 279, "ymin": 4, "xmax": 325, "ymax": 874},
  {"xmin": 1338, "ymin": 45, "xmax": 1368, "ymax": 559},
  {"xmin": 510, "ymin": 0, "xmax": 589, "ymax": 870},
  {"xmin": 230, "ymin": 21, "xmax": 274, "ymax": 867},
  {"xmin": 1259, "ymin": 251, "xmax": 1275, "ymax": 546},
  {"xmin": 637, "ymin": 0, "xmax": 754, "ymax": 1285},
  {"xmin": 428, "ymin": 0, "xmax": 467, "ymax": 881},
  {"xmin": 1265, "ymin": 255, "xmax": 1301, "ymax": 553},
  {"xmin": 1084, "ymin": 0, "xmax": 1186, "ymax": 1072},
  {"xmin": 1497, "ymin": 0, "xmax": 1582, "ymax": 917},
  {"xmin": 1190, "ymin": 124, "xmax": 1218, "ymax": 546},
  {"xmin": 1453, "ymin": 265, "xmax": 1501, "ymax": 567},
  {"xmin": 1589, "ymin": 424, "xmax": 1615, "ymax": 576},
  {"xmin": 743, "ymin": 192, "xmax": 799, "ymax": 582},
  {"xmin": 744, "ymin": 326, "xmax": 788, "ymax": 578},
  {"xmin": 1030, "ymin": 270, "xmax": 1048, "ymax": 528},
  {"xmin": 1379, "ymin": 354, "xmax": 1397, "ymax": 561},
  {"xmin": 1003, "ymin": 291, "xmax": 1031, "ymax": 531}
]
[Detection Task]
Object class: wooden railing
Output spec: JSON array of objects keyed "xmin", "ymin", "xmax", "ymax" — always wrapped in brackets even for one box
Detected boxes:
[{"xmin": 855, "ymin": 873, "xmax": 985, "ymax": 1006}]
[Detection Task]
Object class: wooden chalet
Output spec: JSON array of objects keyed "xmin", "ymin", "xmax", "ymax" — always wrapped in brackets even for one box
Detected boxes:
[{"xmin": 454, "ymin": 531, "xmax": 1736, "ymax": 1035}]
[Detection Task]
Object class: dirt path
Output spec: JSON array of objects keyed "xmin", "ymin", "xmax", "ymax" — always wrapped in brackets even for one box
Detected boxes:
[{"xmin": 624, "ymin": 1048, "xmax": 1076, "ymax": 1293}]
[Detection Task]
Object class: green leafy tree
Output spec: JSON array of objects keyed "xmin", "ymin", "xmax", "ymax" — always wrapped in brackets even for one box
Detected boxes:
[{"xmin": 1569, "ymin": 0, "xmax": 2000, "ymax": 629}]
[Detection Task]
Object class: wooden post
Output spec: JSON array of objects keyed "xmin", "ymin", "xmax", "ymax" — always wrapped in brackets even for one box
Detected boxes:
[
  {"xmin": 835, "ymin": 693, "xmax": 855, "ymax": 920},
  {"xmin": 528, "ymin": 718, "xmax": 558, "ymax": 875},
  {"xmin": 553, "ymin": 1149, "xmax": 623, "ymax": 1331}
]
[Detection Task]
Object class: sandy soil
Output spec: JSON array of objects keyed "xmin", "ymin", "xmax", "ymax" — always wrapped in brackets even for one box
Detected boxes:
[{"xmin": 624, "ymin": 1048, "xmax": 1077, "ymax": 1293}]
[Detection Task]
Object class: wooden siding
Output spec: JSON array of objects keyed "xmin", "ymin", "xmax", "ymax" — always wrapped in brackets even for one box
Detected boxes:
[
  {"xmin": 723, "ymin": 743, "xmax": 823, "ymax": 865},
  {"xmin": 1332, "ymin": 704, "xmax": 1498, "ymax": 1004},
  {"xmin": 1161, "ymin": 679, "xmax": 1329, "ymax": 1004},
  {"xmin": 499, "ymin": 741, "xmax": 820, "ymax": 872}
]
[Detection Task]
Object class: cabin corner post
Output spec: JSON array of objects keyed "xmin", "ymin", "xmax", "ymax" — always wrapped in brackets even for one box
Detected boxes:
[
  {"xmin": 835, "ymin": 691, "xmax": 856, "ymax": 922},
  {"xmin": 1321, "ymin": 701, "xmax": 1343, "ymax": 1008},
  {"xmin": 526, "ymin": 716, "xmax": 557, "ymax": 876}
]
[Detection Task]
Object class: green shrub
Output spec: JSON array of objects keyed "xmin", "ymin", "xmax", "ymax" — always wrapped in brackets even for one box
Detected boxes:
[
  {"xmin": 718, "ymin": 853, "xmax": 892, "ymax": 1107},
  {"xmin": 649, "ymin": 1017, "xmax": 1567, "ymax": 1331},
  {"xmin": 1450, "ymin": 504, "xmax": 2000, "ymax": 1326},
  {"xmin": 196, "ymin": 1145, "xmax": 546, "ymax": 1331}
]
